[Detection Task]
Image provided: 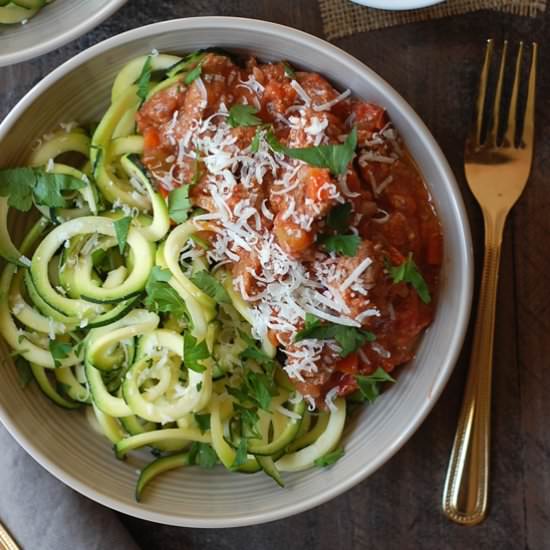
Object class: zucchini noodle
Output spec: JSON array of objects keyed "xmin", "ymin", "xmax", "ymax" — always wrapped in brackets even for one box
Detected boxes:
[{"xmin": 0, "ymin": 0, "xmax": 54, "ymax": 25}]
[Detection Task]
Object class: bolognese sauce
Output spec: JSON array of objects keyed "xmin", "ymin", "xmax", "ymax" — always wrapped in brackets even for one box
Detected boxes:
[{"xmin": 136, "ymin": 52, "xmax": 443, "ymax": 409}]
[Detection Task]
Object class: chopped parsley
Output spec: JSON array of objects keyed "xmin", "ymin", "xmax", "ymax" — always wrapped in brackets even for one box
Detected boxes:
[
  {"xmin": 194, "ymin": 413, "xmax": 211, "ymax": 433},
  {"xmin": 294, "ymin": 315, "xmax": 375, "ymax": 357},
  {"xmin": 168, "ymin": 186, "xmax": 192, "ymax": 223},
  {"xmin": 228, "ymin": 104, "xmax": 262, "ymax": 128},
  {"xmin": 0, "ymin": 167, "xmax": 85, "ymax": 212},
  {"xmin": 326, "ymin": 203, "xmax": 352, "ymax": 232},
  {"xmin": 183, "ymin": 332, "xmax": 210, "ymax": 373},
  {"xmin": 234, "ymin": 403, "xmax": 261, "ymax": 439},
  {"xmin": 15, "ymin": 356, "xmax": 33, "ymax": 387},
  {"xmin": 283, "ymin": 127, "xmax": 357, "ymax": 176},
  {"xmin": 283, "ymin": 61, "xmax": 296, "ymax": 78},
  {"xmin": 388, "ymin": 253, "xmax": 431, "ymax": 304},
  {"xmin": 113, "ymin": 216, "xmax": 131, "ymax": 254},
  {"xmin": 319, "ymin": 233, "xmax": 361, "ymax": 257},
  {"xmin": 188, "ymin": 442, "xmax": 217, "ymax": 469},
  {"xmin": 144, "ymin": 266, "xmax": 191, "ymax": 322},
  {"xmin": 190, "ymin": 271, "xmax": 230, "ymax": 304},
  {"xmin": 226, "ymin": 369, "xmax": 278, "ymax": 411},
  {"xmin": 355, "ymin": 367, "xmax": 395, "ymax": 403},
  {"xmin": 184, "ymin": 64, "xmax": 202, "ymax": 85},
  {"xmin": 314, "ymin": 447, "xmax": 345, "ymax": 468},
  {"xmin": 135, "ymin": 56, "xmax": 153, "ymax": 103},
  {"xmin": 49, "ymin": 340, "xmax": 71, "ymax": 368},
  {"xmin": 231, "ymin": 438, "xmax": 249, "ymax": 470}
]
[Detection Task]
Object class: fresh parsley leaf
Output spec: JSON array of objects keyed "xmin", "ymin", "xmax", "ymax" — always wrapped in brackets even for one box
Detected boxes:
[
  {"xmin": 135, "ymin": 55, "xmax": 153, "ymax": 103},
  {"xmin": 196, "ymin": 381, "xmax": 203, "ymax": 392},
  {"xmin": 49, "ymin": 340, "xmax": 71, "ymax": 368},
  {"xmin": 184, "ymin": 332, "xmax": 210, "ymax": 373},
  {"xmin": 234, "ymin": 403, "xmax": 261, "ymax": 439},
  {"xmin": 144, "ymin": 266, "xmax": 191, "ymax": 322},
  {"xmin": 314, "ymin": 447, "xmax": 345, "ymax": 468},
  {"xmin": 240, "ymin": 346, "xmax": 276, "ymax": 374},
  {"xmin": 283, "ymin": 61, "xmax": 296, "ymax": 78},
  {"xmin": 189, "ymin": 442, "xmax": 217, "ymax": 469},
  {"xmin": 304, "ymin": 313, "xmax": 321, "ymax": 330},
  {"xmin": 284, "ymin": 127, "xmax": 357, "ymax": 176},
  {"xmin": 0, "ymin": 168, "xmax": 85, "ymax": 212},
  {"xmin": 184, "ymin": 64, "xmax": 202, "ymax": 85},
  {"xmin": 355, "ymin": 367, "xmax": 395, "ymax": 403},
  {"xmin": 250, "ymin": 128, "xmax": 261, "ymax": 153},
  {"xmin": 113, "ymin": 216, "xmax": 131, "ymax": 254},
  {"xmin": 319, "ymin": 234, "xmax": 361, "ymax": 256},
  {"xmin": 295, "ymin": 317, "xmax": 375, "ymax": 358},
  {"xmin": 194, "ymin": 413, "xmax": 211, "ymax": 433},
  {"xmin": 244, "ymin": 370, "xmax": 276, "ymax": 411},
  {"xmin": 326, "ymin": 203, "xmax": 352, "ymax": 232},
  {"xmin": 190, "ymin": 271, "xmax": 230, "ymax": 304},
  {"xmin": 265, "ymin": 129, "xmax": 285, "ymax": 154},
  {"xmin": 226, "ymin": 384, "xmax": 250, "ymax": 404},
  {"xmin": 388, "ymin": 253, "xmax": 431, "ymax": 304},
  {"xmin": 168, "ymin": 186, "xmax": 192, "ymax": 223},
  {"xmin": 15, "ymin": 356, "xmax": 32, "ymax": 387},
  {"xmin": 228, "ymin": 104, "xmax": 262, "ymax": 128},
  {"xmin": 231, "ymin": 438, "xmax": 248, "ymax": 470}
]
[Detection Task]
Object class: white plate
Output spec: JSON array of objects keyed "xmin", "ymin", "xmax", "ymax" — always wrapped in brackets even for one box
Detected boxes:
[
  {"xmin": 0, "ymin": 17, "xmax": 472, "ymax": 527},
  {"xmin": 0, "ymin": 0, "xmax": 127, "ymax": 67},
  {"xmin": 350, "ymin": 0, "xmax": 445, "ymax": 10}
]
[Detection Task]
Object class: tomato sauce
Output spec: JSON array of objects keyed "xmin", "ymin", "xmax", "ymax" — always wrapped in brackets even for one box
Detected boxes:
[{"xmin": 136, "ymin": 52, "xmax": 443, "ymax": 406}]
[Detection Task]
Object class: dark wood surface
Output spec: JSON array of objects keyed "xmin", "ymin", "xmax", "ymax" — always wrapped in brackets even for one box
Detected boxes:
[{"xmin": 1, "ymin": 2, "xmax": 549, "ymax": 549}]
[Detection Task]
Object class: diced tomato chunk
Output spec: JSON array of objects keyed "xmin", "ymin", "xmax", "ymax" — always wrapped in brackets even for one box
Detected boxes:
[{"xmin": 334, "ymin": 353, "xmax": 359, "ymax": 374}]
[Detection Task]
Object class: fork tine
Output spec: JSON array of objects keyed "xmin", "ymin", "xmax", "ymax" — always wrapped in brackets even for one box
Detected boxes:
[
  {"xmin": 487, "ymin": 41, "xmax": 508, "ymax": 146},
  {"xmin": 520, "ymin": 42, "xmax": 537, "ymax": 150},
  {"xmin": 503, "ymin": 42, "xmax": 524, "ymax": 147},
  {"xmin": 472, "ymin": 39, "xmax": 494, "ymax": 146}
]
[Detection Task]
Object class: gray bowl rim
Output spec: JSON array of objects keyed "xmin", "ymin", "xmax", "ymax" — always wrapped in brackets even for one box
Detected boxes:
[{"xmin": 0, "ymin": 0, "xmax": 127, "ymax": 67}]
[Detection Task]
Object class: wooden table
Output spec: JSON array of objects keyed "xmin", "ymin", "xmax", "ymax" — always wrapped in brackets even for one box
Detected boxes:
[{"xmin": 1, "ymin": 2, "xmax": 549, "ymax": 548}]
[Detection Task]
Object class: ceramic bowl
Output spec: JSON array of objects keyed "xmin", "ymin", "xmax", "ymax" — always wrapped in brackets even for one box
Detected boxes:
[
  {"xmin": 350, "ymin": 0, "xmax": 445, "ymax": 10},
  {"xmin": 0, "ymin": 0, "xmax": 127, "ymax": 67},
  {"xmin": 0, "ymin": 17, "xmax": 472, "ymax": 527}
]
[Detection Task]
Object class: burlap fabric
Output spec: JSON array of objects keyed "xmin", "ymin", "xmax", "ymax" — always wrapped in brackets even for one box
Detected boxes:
[{"xmin": 319, "ymin": 0, "xmax": 547, "ymax": 39}]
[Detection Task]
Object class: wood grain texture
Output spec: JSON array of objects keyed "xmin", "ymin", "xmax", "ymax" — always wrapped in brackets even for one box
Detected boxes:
[{"xmin": 0, "ymin": 2, "xmax": 549, "ymax": 549}]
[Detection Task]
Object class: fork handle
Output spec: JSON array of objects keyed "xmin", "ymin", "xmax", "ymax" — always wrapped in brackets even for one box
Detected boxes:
[{"xmin": 442, "ymin": 213, "xmax": 506, "ymax": 525}]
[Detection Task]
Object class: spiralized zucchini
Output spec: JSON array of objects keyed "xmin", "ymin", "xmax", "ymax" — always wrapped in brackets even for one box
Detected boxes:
[
  {"xmin": 0, "ymin": 51, "xmax": 350, "ymax": 502},
  {"xmin": 0, "ymin": 1, "xmax": 54, "ymax": 25}
]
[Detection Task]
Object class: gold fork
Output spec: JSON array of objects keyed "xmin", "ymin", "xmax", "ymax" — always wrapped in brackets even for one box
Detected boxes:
[
  {"xmin": 0, "ymin": 521, "xmax": 20, "ymax": 550},
  {"xmin": 442, "ymin": 39, "xmax": 538, "ymax": 526}
]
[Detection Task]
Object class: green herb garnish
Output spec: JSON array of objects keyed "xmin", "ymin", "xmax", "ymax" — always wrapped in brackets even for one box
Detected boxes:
[
  {"xmin": 228, "ymin": 104, "xmax": 262, "ymax": 128},
  {"xmin": 184, "ymin": 64, "xmax": 202, "ymax": 85},
  {"xmin": 314, "ymin": 447, "xmax": 345, "ymax": 468},
  {"xmin": 194, "ymin": 413, "xmax": 211, "ymax": 434},
  {"xmin": 326, "ymin": 203, "xmax": 352, "ymax": 232},
  {"xmin": 168, "ymin": 186, "xmax": 192, "ymax": 223},
  {"xmin": 15, "ymin": 356, "xmax": 33, "ymax": 387},
  {"xmin": 0, "ymin": 168, "xmax": 85, "ymax": 212},
  {"xmin": 144, "ymin": 266, "xmax": 191, "ymax": 322},
  {"xmin": 319, "ymin": 233, "xmax": 361, "ymax": 257},
  {"xmin": 294, "ymin": 316, "xmax": 374, "ymax": 357},
  {"xmin": 49, "ymin": 340, "xmax": 71, "ymax": 368},
  {"xmin": 190, "ymin": 271, "xmax": 230, "ymax": 304},
  {"xmin": 184, "ymin": 332, "xmax": 210, "ymax": 373},
  {"xmin": 135, "ymin": 56, "xmax": 153, "ymax": 103},
  {"xmin": 355, "ymin": 367, "xmax": 395, "ymax": 403},
  {"xmin": 188, "ymin": 442, "xmax": 217, "ymax": 469},
  {"xmin": 113, "ymin": 216, "xmax": 131, "ymax": 254},
  {"xmin": 388, "ymin": 253, "xmax": 431, "ymax": 304}
]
